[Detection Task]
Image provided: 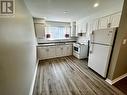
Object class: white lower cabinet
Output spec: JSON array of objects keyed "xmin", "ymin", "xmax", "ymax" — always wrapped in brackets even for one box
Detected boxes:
[
  {"xmin": 55, "ymin": 45, "xmax": 64, "ymax": 57},
  {"xmin": 66, "ymin": 45, "xmax": 72, "ymax": 56},
  {"xmin": 38, "ymin": 44, "xmax": 73, "ymax": 60},
  {"xmin": 48, "ymin": 46, "xmax": 56, "ymax": 59},
  {"xmin": 56, "ymin": 44, "xmax": 72, "ymax": 57},
  {"xmin": 38, "ymin": 47, "xmax": 49, "ymax": 60},
  {"xmin": 38, "ymin": 46, "xmax": 56, "ymax": 60}
]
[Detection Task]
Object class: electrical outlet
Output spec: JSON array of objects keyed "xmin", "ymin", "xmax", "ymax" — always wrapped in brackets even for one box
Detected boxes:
[{"xmin": 122, "ymin": 39, "xmax": 127, "ymax": 45}]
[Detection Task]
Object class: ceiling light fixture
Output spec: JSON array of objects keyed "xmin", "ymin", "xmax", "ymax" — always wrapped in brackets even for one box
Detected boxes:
[{"xmin": 93, "ymin": 3, "xmax": 99, "ymax": 7}]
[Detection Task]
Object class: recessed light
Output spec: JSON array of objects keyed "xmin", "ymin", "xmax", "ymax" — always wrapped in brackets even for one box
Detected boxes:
[{"xmin": 94, "ymin": 3, "xmax": 99, "ymax": 7}]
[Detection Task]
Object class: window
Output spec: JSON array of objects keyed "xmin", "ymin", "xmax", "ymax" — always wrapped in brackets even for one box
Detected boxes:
[{"xmin": 45, "ymin": 26, "xmax": 71, "ymax": 39}]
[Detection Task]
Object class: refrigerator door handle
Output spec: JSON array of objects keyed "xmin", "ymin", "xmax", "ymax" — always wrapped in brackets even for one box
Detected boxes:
[
  {"xmin": 90, "ymin": 31, "xmax": 94, "ymax": 53},
  {"xmin": 91, "ymin": 31, "xmax": 94, "ymax": 42},
  {"xmin": 90, "ymin": 42, "xmax": 93, "ymax": 53}
]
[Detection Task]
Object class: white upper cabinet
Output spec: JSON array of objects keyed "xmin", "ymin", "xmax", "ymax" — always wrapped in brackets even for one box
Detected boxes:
[
  {"xmin": 87, "ymin": 21, "xmax": 92, "ymax": 34},
  {"xmin": 110, "ymin": 12, "xmax": 121, "ymax": 28},
  {"xmin": 76, "ymin": 23, "xmax": 82, "ymax": 33},
  {"xmin": 82, "ymin": 22, "xmax": 87, "ymax": 33},
  {"xmin": 75, "ymin": 11, "xmax": 121, "ymax": 40},
  {"xmin": 71, "ymin": 22, "xmax": 76, "ymax": 37},
  {"xmin": 87, "ymin": 19, "xmax": 99, "ymax": 34},
  {"xmin": 76, "ymin": 20, "xmax": 88, "ymax": 36},
  {"xmin": 98, "ymin": 16, "xmax": 110, "ymax": 29},
  {"xmin": 98, "ymin": 12, "xmax": 121, "ymax": 29},
  {"xmin": 34, "ymin": 23, "xmax": 45, "ymax": 38},
  {"xmin": 92, "ymin": 19, "xmax": 99, "ymax": 31}
]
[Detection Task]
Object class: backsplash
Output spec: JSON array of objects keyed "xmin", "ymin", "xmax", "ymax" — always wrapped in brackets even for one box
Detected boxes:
[{"xmin": 77, "ymin": 36, "xmax": 89, "ymax": 44}]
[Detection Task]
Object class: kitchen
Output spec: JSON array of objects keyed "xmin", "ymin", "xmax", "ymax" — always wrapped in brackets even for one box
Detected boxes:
[
  {"xmin": 35, "ymin": 11, "xmax": 121, "ymax": 61},
  {"xmin": 29, "ymin": 0, "xmax": 126, "ymax": 94},
  {"xmin": 0, "ymin": 0, "xmax": 127, "ymax": 95}
]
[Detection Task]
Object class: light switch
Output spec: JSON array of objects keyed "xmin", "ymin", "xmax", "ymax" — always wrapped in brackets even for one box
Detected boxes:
[{"xmin": 122, "ymin": 39, "xmax": 127, "ymax": 45}]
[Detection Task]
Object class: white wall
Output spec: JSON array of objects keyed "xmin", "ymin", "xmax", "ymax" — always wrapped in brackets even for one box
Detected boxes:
[
  {"xmin": 46, "ymin": 21, "xmax": 70, "ymax": 27},
  {"xmin": 0, "ymin": 0, "xmax": 37, "ymax": 95},
  {"xmin": 108, "ymin": 0, "xmax": 127, "ymax": 80}
]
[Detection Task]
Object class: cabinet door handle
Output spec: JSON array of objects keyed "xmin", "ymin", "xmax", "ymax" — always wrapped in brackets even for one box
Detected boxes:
[
  {"xmin": 107, "ymin": 23, "xmax": 111, "ymax": 28},
  {"xmin": 91, "ymin": 31, "xmax": 94, "ymax": 42},
  {"xmin": 89, "ymin": 42, "xmax": 94, "ymax": 54}
]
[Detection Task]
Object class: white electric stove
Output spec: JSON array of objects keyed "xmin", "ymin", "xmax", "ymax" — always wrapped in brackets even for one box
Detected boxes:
[{"xmin": 73, "ymin": 42, "xmax": 88, "ymax": 59}]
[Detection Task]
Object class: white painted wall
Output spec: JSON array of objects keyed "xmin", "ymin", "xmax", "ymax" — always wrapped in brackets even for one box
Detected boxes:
[
  {"xmin": 46, "ymin": 21, "xmax": 70, "ymax": 27},
  {"xmin": 0, "ymin": 0, "xmax": 37, "ymax": 95}
]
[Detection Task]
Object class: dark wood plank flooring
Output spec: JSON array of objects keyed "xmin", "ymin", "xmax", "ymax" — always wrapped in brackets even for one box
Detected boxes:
[
  {"xmin": 33, "ymin": 56, "xmax": 125, "ymax": 95},
  {"xmin": 114, "ymin": 77, "xmax": 127, "ymax": 95}
]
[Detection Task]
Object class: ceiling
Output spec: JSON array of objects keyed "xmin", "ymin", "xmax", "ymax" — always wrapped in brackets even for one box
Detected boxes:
[{"xmin": 24, "ymin": 0, "xmax": 124, "ymax": 22}]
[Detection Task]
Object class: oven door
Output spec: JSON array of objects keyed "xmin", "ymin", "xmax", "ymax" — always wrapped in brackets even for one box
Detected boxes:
[{"xmin": 73, "ymin": 46, "xmax": 79, "ymax": 53}]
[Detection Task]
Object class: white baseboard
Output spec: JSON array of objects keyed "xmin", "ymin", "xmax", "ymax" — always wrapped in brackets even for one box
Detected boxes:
[
  {"xmin": 105, "ymin": 73, "xmax": 127, "ymax": 85},
  {"xmin": 105, "ymin": 79, "xmax": 114, "ymax": 85},
  {"xmin": 29, "ymin": 60, "xmax": 39, "ymax": 95}
]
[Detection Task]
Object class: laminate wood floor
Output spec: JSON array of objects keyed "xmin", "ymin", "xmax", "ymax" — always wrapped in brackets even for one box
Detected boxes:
[
  {"xmin": 114, "ymin": 77, "xmax": 127, "ymax": 95},
  {"xmin": 33, "ymin": 56, "xmax": 125, "ymax": 95}
]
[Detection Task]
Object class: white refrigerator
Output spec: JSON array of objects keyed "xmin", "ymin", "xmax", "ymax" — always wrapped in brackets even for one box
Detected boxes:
[{"xmin": 88, "ymin": 28, "xmax": 118, "ymax": 78}]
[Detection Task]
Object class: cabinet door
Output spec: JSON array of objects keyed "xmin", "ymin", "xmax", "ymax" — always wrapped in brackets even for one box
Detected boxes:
[
  {"xmin": 56, "ymin": 46, "xmax": 62, "ymax": 57},
  {"xmin": 48, "ymin": 46, "xmax": 56, "ymax": 59},
  {"xmin": 34, "ymin": 23, "xmax": 45, "ymax": 38},
  {"xmin": 66, "ymin": 45, "xmax": 72, "ymax": 56},
  {"xmin": 75, "ymin": 24, "xmax": 78, "ymax": 36},
  {"xmin": 76, "ymin": 23, "xmax": 82, "ymax": 33},
  {"xmin": 110, "ymin": 12, "xmax": 121, "ymax": 28},
  {"xmin": 38, "ymin": 47, "xmax": 48, "ymax": 60},
  {"xmin": 82, "ymin": 22, "xmax": 87, "ymax": 33},
  {"xmin": 62, "ymin": 45, "xmax": 67, "ymax": 56},
  {"xmin": 71, "ymin": 22, "xmax": 76, "ymax": 37},
  {"xmin": 92, "ymin": 19, "xmax": 99, "ymax": 31},
  {"xmin": 98, "ymin": 16, "xmax": 110, "ymax": 29},
  {"xmin": 87, "ymin": 21, "xmax": 93, "ymax": 34}
]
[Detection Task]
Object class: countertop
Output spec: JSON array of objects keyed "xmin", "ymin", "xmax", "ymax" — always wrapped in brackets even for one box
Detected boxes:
[
  {"xmin": 37, "ymin": 42, "xmax": 73, "ymax": 47},
  {"xmin": 37, "ymin": 38, "xmax": 76, "ymax": 47},
  {"xmin": 37, "ymin": 38, "xmax": 77, "ymax": 44}
]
